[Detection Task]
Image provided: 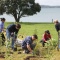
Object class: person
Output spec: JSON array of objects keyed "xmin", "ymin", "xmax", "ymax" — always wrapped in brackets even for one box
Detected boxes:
[
  {"xmin": 54, "ymin": 20, "xmax": 60, "ymax": 50},
  {"xmin": 0, "ymin": 18, "xmax": 6, "ymax": 45},
  {"xmin": 54, "ymin": 20, "xmax": 60, "ymax": 32},
  {"xmin": 22, "ymin": 34, "xmax": 38, "ymax": 54},
  {"xmin": 6, "ymin": 23, "xmax": 21, "ymax": 49},
  {"xmin": 40, "ymin": 30, "xmax": 51, "ymax": 47}
]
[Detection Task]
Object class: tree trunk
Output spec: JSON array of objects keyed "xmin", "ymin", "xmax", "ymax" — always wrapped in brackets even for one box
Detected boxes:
[
  {"xmin": 14, "ymin": 15, "xmax": 19, "ymax": 22},
  {"xmin": 13, "ymin": 13, "xmax": 21, "ymax": 22},
  {"xmin": 15, "ymin": 19, "xmax": 19, "ymax": 22}
]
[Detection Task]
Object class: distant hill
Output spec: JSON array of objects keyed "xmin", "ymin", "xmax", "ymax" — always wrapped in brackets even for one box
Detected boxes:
[{"xmin": 41, "ymin": 5, "xmax": 60, "ymax": 8}]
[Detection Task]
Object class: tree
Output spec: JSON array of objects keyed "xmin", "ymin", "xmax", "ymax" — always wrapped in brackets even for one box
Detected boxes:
[
  {"xmin": 0, "ymin": 0, "xmax": 41, "ymax": 22},
  {"xmin": 0, "ymin": 0, "xmax": 6, "ymax": 14}
]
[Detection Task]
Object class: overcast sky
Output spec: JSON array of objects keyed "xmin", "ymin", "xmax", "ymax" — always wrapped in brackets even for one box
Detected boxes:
[{"xmin": 35, "ymin": 0, "xmax": 60, "ymax": 6}]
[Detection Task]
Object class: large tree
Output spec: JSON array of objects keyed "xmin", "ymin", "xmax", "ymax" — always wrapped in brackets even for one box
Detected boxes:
[
  {"xmin": 0, "ymin": 0, "xmax": 41, "ymax": 22},
  {"xmin": 0, "ymin": 0, "xmax": 6, "ymax": 14}
]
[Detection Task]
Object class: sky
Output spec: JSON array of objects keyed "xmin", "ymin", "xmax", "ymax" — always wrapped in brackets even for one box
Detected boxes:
[
  {"xmin": 35, "ymin": 0, "xmax": 60, "ymax": 6},
  {"xmin": 0, "ymin": 0, "xmax": 60, "ymax": 22}
]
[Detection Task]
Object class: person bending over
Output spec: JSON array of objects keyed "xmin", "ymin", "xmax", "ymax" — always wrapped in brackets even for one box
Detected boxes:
[
  {"xmin": 22, "ymin": 34, "xmax": 38, "ymax": 54},
  {"xmin": 40, "ymin": 30, "xmax": 51, "ymax": 47},
  {"xmin": 6, "ymin": 23, "xmax": 21, "ymax": 49}
]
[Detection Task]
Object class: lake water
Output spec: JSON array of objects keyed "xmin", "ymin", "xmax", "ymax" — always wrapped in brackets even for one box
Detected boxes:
[{"xmin": 0, "ymin": 8, "xmax": 60, "ymax": 22}]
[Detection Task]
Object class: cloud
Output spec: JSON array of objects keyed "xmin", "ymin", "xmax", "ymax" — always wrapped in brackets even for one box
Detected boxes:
[{"xmin": 35, "ymin": 0, "xmax": 60, "ymax": 6}]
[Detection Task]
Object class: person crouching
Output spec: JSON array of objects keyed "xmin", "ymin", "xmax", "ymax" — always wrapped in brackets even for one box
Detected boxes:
[
  {"xmin": 22, "ymin": 34, "xmax": 38, "ymax": 54},
  {"xmin": 40, "ymin": 30, "xmax": 51, "ymax": 47}
]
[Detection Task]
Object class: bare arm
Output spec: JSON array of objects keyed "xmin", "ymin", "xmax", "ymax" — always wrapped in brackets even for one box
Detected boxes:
[{"xmin": 27, "ymin": 44, "xmax": 33, "ymax": 53}]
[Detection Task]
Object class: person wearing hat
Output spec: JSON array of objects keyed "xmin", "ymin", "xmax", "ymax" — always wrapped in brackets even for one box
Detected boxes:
[{"xmin": 6, "ymin": 23, "xmax": 21, "ymax": 49}]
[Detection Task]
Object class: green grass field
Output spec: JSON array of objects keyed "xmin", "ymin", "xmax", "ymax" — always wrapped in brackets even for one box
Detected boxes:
[
  {"xmin": 5, "ymin": 22, "xmax": 58, "ymax": 40},
  {"xmin": 0, "ymin": 22, "xmax": 58, "ymax": 60},
  {"xmin": 6, "ymin": 22, "xmax": 58, "ymax": 40}
]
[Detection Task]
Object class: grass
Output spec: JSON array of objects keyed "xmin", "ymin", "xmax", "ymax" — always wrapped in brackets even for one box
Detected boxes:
[
  {"xmin": 18, "ymin": 22, "xmax": 57, "ymax": 41},
  {"xmin": 5, "ymin": 22, "xmax": 58, "ymax": 40},
  {"xmin": 0, "ymin": 22, "xmax": 58, "ymax": 60}
]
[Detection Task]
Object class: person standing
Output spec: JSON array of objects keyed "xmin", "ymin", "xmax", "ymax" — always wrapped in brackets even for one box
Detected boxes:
[
  {"xmin": 0, "ymin": 18, "xmax": 6, "ymax": 45},
  {"xmin": 54, "ymin": 20, "xmax": 60, "ymax": 50},
  {"xmin": 54, "ymin": 20, "xmax": 60, "ymax": 32}
]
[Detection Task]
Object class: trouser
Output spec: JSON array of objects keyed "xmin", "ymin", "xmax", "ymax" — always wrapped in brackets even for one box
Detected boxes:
[
  {"xmin": 58, "ymin": 31, "xmax": 60, "ymax": 50},
  {"xmin": 6, "ymin": 29, "xmax": 17, "ymax": 49},
  {"xmin": 6, "ymin": 29, "xmax": 11, "ymax": 40},
  {"xmin": 11, "ymin": 35, "xmax": 17, "ymax": 49},
  {"xmin": 1, "ymin": 33, "xmax": 5, "ymax": 45},
  {"xmin": 22, "ymin": 43, "xmax": 36, "ymax": 53},
  {"xmin": 40, "ymin": 40, "xmax": 46, "ymax": 47}
]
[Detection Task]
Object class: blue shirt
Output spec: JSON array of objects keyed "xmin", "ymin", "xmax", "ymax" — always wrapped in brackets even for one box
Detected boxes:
[
  {"xmin": 22, "ymin": 36, "xmax": 33, "ymax": 47},
  {"xmin": 0, "ymin": 22, "xmax": 4, "ymax": 32}
]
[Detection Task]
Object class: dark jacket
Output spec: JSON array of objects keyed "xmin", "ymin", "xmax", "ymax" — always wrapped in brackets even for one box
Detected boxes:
[
  {"xmin": 7, "ymin": 24, "xmax": 19, "ymax": 35},
  {"xmin": 55, "ymin": 23, "xmax": 60, "ymax": 32}
]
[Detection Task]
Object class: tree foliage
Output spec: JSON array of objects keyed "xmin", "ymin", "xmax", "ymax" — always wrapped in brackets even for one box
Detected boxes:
[
  {"xmin": 0, "ymin": 0, "xmax": 41, "ymax": 22},
  {"xmin": 0, "ymin": 0, "xmax": 6, "ymax": 14}
]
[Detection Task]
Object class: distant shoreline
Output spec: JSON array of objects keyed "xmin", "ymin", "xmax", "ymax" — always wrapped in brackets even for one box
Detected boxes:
[
  {"xmin": 41, "ymin": 5, "xmax": 60, "ymax": 8},
  {"xmin": 5, "ymin": 22, "xmax": 54, "ymax": 24}
]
